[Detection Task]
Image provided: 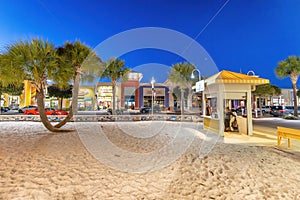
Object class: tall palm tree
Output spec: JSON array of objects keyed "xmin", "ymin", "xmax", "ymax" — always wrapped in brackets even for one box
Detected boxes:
[
  {"xmin": 168, "ymin": 62, "xmax": 195, "ymax": 114},
  {"xmin": 102, "ymin": 57, "xmax": 130, "ymax": 115},
  {"xmin": 275, "ymin": 56, "xmax": 300, "ymax": 117},
  {"xmin": 54, "ymin": 40, "xmax": 103, "ymax": 128},
  {"xmin": 4, "ymin": 38, "xmax": 68, "ymax": 132}
]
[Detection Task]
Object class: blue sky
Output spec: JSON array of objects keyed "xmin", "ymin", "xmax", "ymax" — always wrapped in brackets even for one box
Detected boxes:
[{"xmin": 1, "ymin": 0, "xmax": 300, "ymax": 88}]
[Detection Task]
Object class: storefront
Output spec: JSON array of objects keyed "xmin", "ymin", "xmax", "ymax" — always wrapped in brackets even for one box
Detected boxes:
[
  {"xmin": 121, "ymin": 72, "xmax": 142, "ymax": 109},
  {"xmin": 96, "ymin": 84, "xmax": 113, "ymax": 109},
  {"xmin": 78, "ymin": 87, "xmax": 96, "ymax": 111},
  {"xmin": 139, "ymin": 84, "xmax": 169, "ymax": 109}
]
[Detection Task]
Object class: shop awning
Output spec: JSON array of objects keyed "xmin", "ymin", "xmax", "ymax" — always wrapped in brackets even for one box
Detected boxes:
[{"xmin": 205, "ymin": 70, "xmax": 269, "ymax": 85}]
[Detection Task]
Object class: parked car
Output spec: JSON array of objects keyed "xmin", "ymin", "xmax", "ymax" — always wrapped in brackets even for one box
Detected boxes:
[
  {"xmin": 140, "ymin": 106, "xmax": 161, "ymax": 114},
  {"xmin": 0, "ymin": 107, "xmax": 10, "ymax": 112},
  {"xmin": 269, "ymin": 106, "xmax": 287, "ymax": 117},
  {"xmin": 282, "ymin": 106, "xmax": 300, "ymax": 117},
  {"xmin": 261, "ymin": 106, "xmax": 271, "ymax": 114},
  {"xmin": 24, "ymin": 108, "xmax": 68, "ymax": 115},
  {"xmin": 49, "ymin": 108, "xmax": 68, "ymax": 115},
  {"xmin": 18, "ymin": 105, "xmax": 37, "ymax": 113},
  {"xmin": 24, "ymin": 108, "xmax": 55, "ymax": 115}
]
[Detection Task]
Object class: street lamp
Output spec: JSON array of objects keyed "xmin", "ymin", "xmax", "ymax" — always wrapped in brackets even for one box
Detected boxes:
[
  {"xmin": 191, "ymin": 69, "xmax": 201, "ymax": 80},
  {"xmin": 191, "ymin": 69, "xmax": 203, "ymax": 116},
  {"xmin": 151, "ymin": 76, "xmax": 155, "ymax": 117}
]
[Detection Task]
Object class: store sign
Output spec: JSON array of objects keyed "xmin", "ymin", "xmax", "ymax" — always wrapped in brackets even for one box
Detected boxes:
[
  {"xmin": 143, "ymin": 88, "xmax": 165, "ymax": 96},
  {"xmin": 196, "ymin": 80, "xmax": 205, "ymax": 92}
]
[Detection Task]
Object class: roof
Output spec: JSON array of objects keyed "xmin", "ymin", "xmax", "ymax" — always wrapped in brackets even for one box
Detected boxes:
[{"xmin": 205, "ymin": 70, "xmax": 269, "ymax": 85}]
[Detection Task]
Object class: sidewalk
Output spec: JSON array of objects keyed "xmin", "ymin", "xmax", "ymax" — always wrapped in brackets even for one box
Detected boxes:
[{"xmin": 223, "ymin": 129, "xmax": 300, "ymax": 152}]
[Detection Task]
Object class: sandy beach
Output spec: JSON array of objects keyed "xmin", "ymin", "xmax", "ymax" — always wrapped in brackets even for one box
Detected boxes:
[{"xmin": 0, "ymin": 121, "xmax": 300, "ymax": 199}]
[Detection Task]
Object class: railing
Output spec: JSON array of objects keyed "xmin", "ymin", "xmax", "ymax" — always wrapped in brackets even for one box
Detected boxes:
[{"xmin": 0, "ymin": 115, "xmax": 202, "ymax": 122}]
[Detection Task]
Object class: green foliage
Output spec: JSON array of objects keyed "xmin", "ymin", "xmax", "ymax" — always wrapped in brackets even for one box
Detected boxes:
[
  {"xmin": 102, "ymin": 57, "xmax": 131, "ymax": 83},
  {"xmin": 275, "ymin": 55, "xmax": 300, "ymax": 117},
  {"xmin": 5, "ymin": 39, "xmax": 58, "ymax": 89},
  {"xmin": 275, "ymin": 56, "xmax": 300, "ymax": 79},
  {"xmin": 0, "ymin": 53, "xmax": 25, "ymax": 87},
  {"xmin": 253, "ymin": 84, "xmax": 281, "ymax": 96},
  {"xmin": 271, "ymin": 85, "xmax": 281, "ymax": 96},
  {"xmin": 55, "ymin": 40, "xmax": 103, "ymax": 86},
  {"xmin": 283, "ymin": 115, "xmax": 299, "ymax": 120},
  {"xmin": 297, "ymin": 89, "xmax": 300, "ymax": 98},
  {"xmin": 0, "ymin": 82, "xmax": 24, "ymax": 95},
  {"xmin": 168, "ymin": 62, "xmax": 196, "ymax": 88},
  {"xmin": 47, "ymin": 84, "xmax": 72, "ymax": 98}
]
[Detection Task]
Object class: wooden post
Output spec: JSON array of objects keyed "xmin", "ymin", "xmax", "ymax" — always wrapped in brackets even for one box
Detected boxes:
[
  {"xmin": 247, "ymin": 90, "xmax": 253, "ymax": 136},
  {"xmin": 277, "ymin": 136, "xmax": 281, "ymax": 147},
  {"xmin": 218, "ymin": 89, "xmax": 224, "ymax": 136}
]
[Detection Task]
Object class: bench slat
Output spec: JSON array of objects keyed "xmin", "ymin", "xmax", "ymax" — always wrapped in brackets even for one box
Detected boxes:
[{"xmin": 277, "ymin": 126, "xmax": 300, "ymax": 148}]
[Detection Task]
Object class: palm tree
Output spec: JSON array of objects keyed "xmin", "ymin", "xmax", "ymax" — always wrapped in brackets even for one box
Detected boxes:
[
  {"xmin": 54, "ymin": 40, "xmax": 103, "ymax": 128},
  {"xmin": 168, "ymin": 62, "xmax": 195, "ymax": 114},
  {"xmin": 102, "ymin": 57, "xmax": 130, "ymax": 115},
  {"xmin": 3, "ymin": 38, "xmax": 68, "ymax": 132},
  {"xmin": 275, "ymin": 56, "xmax": 300, "ymax": 117},
  {"xmin": 0, "ymin": 53, "xmax": 25, "ymax": 112},
  {"xmin": 253, "ymin": 84, "xmax": 276, "ymax": 116},
  {"xmin": 47, "ymin": 84, "xmax": 72, "ymax": 110}
]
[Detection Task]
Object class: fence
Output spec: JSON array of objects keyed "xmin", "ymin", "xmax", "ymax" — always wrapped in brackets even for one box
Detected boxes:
[{"xmin": 0, "ymin": 115, "xmax": 201, "ymax": 122}]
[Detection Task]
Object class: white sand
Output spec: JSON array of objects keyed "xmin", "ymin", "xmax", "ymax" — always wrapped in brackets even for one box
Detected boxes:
[{"xmin": 0, "ymin": 121, "xmax": 300, "ymax": 199}]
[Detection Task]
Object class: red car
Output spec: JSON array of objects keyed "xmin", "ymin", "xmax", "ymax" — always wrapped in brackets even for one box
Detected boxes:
[
  {"xmin": 23, "ymin": 108, "xmax": 68, "ymax": 115},
  {"xmin": 24, "ymin": 108, "xmax": 54, "ymax": 115},
  {"xmin": 52, "ymin": 109, "xmax": 68, "ymax": 115}
]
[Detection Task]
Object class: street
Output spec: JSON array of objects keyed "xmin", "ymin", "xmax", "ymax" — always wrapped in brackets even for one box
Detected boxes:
[{"xmin": 253, "ymin": 117, "xmax": 300, "ymax": 135}]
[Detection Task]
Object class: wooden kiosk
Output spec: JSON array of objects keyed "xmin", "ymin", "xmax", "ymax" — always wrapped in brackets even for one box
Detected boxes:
[{"xmin": 202, "ymin": 70, "xmax": 269, "ymax": 136}]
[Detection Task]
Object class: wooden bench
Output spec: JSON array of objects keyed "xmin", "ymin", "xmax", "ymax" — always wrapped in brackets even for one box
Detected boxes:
[{"xmin": 277, "ymin": 126, "xmax": 300, "ymax": 148}]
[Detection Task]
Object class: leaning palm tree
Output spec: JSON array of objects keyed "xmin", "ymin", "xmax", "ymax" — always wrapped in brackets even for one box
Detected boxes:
[
  {"xmin": 54, "ymin": 40, "xmax": 103, "ymax": 128},
  {"xmin": 102, "ymin": 57, "xmax": 130, "ymax": 115},
  {"xmin": 275, "ymin": 56, "xmax": 300, "ymax": 117},
  {"xmin": 4, "ymin": 38, "xmax": 68, "ymax": 132},
  {"xmin": 168, "ymin": 62, "xmax": 195, "ymax": 114}
]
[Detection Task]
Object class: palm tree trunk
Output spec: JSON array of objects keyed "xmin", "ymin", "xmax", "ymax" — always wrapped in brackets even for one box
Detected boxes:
[
  {"xmin": 59, "ymin": 97, "xmax": 63, "ymax": 110},
  {"xmin": 187, "ymin": 89, "xmax": 193, "ymax": 111},
  {"xmin": 54, "ymin": 66, "xmax": 81, "ymax": 128},
  {"xmin": 71, "ymin": 66, "xmax": 81, "ymax": 115},
  {"xmin": 36, "ymin": 90, "xmax": 62, "ymax": 132},
  {"xmin": 292, "ymin": 82, "xmax": 298, "ymax": 117},
  {"xmin": 181, "ymin": 88, "xmax": 184, "ymax": 115},
  {"xmin": 259, "ymin": 95, "xmax": 263, "ymax": 117},
  {"xmin": 112, "ymin": 81, "xmax": 116, "ymax": 115},
  {"xmin": 0, "ymin": 92, "xmax": 2, "ymax": 114}
]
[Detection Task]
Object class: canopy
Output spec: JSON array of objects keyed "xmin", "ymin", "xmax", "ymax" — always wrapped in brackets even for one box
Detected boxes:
[{"xmin": 205, "ymin": 70, "xmax": 269, "ymax": 85}]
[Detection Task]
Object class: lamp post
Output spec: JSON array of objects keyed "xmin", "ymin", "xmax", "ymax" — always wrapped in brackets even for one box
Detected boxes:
[
  {"xmin": 191, "ymin": 69, "xmax": 203, "ymax": 116},
  {"xmin": 191, "ymin": 69, "xmax": 201, "ymax": 81},
  {"xmin": 151, "ymin": 76, "xmax": 155, "ymax": 117}
]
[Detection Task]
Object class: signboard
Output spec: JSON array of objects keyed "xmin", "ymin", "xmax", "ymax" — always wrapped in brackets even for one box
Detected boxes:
[
  {"xmin": 196, "ymin": 80, "xmax": 205, "ymax": 92},
  {"xmin": 143, "ymin": 88, "xmax": 165, "ymax": 96}
]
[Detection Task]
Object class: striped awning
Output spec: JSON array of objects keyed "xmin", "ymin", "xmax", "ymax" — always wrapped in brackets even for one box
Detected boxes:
[{"xmin": 206, "ymin": 70, "xmax": 269, "ymax": 85}]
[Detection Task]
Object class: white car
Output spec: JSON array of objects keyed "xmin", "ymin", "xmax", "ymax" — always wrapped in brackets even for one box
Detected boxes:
[{"xmin": 18, "ymin": 105, "xmax": 37, "ymax": 113}]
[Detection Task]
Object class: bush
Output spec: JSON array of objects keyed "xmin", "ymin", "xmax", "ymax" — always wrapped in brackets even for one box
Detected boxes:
[{"xmin": 283, "ymin": 115, "xmax": 299, "ymax": 120}]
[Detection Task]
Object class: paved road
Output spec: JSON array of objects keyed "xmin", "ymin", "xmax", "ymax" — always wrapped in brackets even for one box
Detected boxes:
[{"xmin": 253, "ymin": 117, "xmax": 300, "ymax": 135}]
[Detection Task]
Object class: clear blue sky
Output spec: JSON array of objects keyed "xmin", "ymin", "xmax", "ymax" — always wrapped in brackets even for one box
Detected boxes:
[{"xmin": 1, "ymin": 0, "xmax": 300, "ymax": 88}]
